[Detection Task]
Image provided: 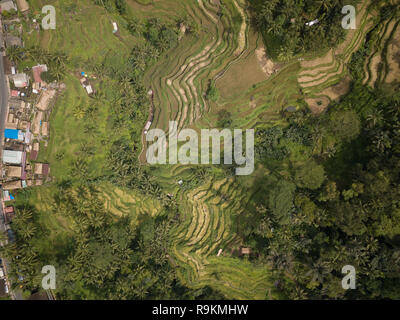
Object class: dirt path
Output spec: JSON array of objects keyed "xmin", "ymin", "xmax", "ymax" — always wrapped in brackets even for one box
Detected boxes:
[{"xmin": 233, "ymin": 0, "xmax": 247, "ymax": 55}]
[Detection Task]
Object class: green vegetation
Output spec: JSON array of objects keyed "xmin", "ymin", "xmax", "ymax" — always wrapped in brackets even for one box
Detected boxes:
[
  {"xmin": 250, "ymin": 0, "xmax": 359, "ymax": 58},
  {"xmin": 240, "ymin": 85, "xmax": 400, "ymax": 299},
  {"xmin": 1, "ymin": 0, "xmax": 400, "ymax": 300}
]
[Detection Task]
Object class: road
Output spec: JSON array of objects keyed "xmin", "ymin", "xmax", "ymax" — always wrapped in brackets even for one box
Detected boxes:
[
  {"xmin": 0, "ymin": 18, "xmax": 23, "ymax": 301},
  {"xmin": 0, "ymin": 23, "xmax": 8, "ymax": 140}
]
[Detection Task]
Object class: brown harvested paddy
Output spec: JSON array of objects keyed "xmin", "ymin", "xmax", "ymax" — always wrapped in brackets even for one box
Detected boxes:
[
  {"xmin": 367, "ymin": 20, "xmax": 398, "ymax": 86},
  {"xmin": 300, "ymin": 49, "xmax": 334, "ymax": 70},
  {"xmin": 320, "ymin": 77, "xmax": 351, "ymax": 101},
  {"xmin": 386, "ymin": 24, "xmax": 400, "ymax": 84},
  {"xmin": 216, "ymin": 31, "xmax": 268, "ymax": 101},
  {"xmin": 305, "ymin": 96, "xmax": 331, "ymax": 115}
]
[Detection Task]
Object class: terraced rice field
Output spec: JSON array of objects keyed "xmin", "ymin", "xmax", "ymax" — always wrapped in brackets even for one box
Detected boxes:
[
  {"xmin": 136, "ymin": 0, "xmax": 278, "ymax": 298},
  {"xmin": 169, "ymin": 176, "xmax": 274, "ymax": 299},
  {"xmin": 137, "ymin": 0, "xmax": 400, "ymax": 298},
  {"xmin": 25, "ymin": 0, "xmax": 399, "ymax": 300},
  {"xmin": 141, "ymin": 0, "xmax": 247, "ymax": 136},
  {"xmin": 385, "ymin": 22, "xmax": 400, "ymax": 84},
  {"xmin": 26, "ymin": 0, "xmax": 135, "ymax": 63},
  {"xmin": 298, "ymin": 0, "xmax": 377, "ymax": 112},
  {"xmin": 101, "ymin": 183, "xmax": 163, "ymax": 219}
]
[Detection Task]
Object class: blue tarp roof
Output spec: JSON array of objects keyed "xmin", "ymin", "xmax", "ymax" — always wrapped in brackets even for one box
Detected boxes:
[{"xmin": 4, "ymin": 129, "xmax": 23, "ymax": 140}]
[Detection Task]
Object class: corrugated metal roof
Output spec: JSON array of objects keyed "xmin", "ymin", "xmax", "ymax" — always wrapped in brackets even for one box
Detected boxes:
[
  {"xmin": 2, "ymin": 150, "xmax": 23, "ymax": 164},
  {"xmin": 4, "ymin": 128, "xmax": 24, "ymax": 140}
]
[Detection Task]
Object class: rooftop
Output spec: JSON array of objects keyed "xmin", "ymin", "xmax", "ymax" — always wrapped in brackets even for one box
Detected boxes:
[
  {"xmin": 16, "ymin": 0, "xmax": 29, "ymax": 12},
  {"xmin": 3, "ymin": 150, "xmax": 23, "ymax": 164},
  {"xmin": 0, "ymin": 0, "xmax": 17, "ymax": 12},
  {"xmin": 32, "ymin": 64, "xmax": 47, "ymax": 84}
]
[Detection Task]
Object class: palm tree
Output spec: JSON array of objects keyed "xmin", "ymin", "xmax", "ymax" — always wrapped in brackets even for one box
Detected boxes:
[
  {"xmin": 278, "ymin": 47, "xmax": 294, "ymax": 62},
  {"xmin": 316, "ymin": 0, "xmax": 334, "ymax": 13},
  {"xmin": 25, "ymin": 45, "xmax": 45, "ymax": 62},
  {"xmin": 291, "ymin": 286, "xmax": 308, "ymax": 300},
  {"xmin": 0, "ymin": 231, "xmax": 8, "ymax": 246},
  {"xmin": 6, "ymin": 46, "xmax": 23, "ymax": 63},
  {"xmin": 19, "ymin": 223, "xmax": 37, "ymax": 240},
  {"xmin": 16, "ymin": 208, "xmax": 34, "ymax": 223},
  {"xmin": 71, "ymin": 158, "xmax": 89, "ymax": 178},
  {"xmin": 49, "ymin": 62, "xmax": 67, "ymax": 81},
  {"xmin": 73, "ymin": 105, "xmax": 85, "ymax": 119},
  {"xmin": 306, "ymin": 258, "xmax": 332, "ymax": 284},
  {"xmin": 366, "ymin": 110, "xmax": 384, "ymax": 128}
]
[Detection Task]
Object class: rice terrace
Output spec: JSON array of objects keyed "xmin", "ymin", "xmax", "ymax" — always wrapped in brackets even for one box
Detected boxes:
[{"xmin": 0, "ymin": 0, "xmax": 400, "ymax": 303}]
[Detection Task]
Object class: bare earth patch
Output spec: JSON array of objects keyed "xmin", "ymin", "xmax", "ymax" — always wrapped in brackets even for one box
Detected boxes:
[
  {"xmin": 386, "ymin": 24, "xmax": 400, "ymax": 84},
  {"xmin": 368, "ymin": 54, "xmax": 382, "ymax": 86},
  {"xmin": 255, "ymin": 47, "xmax": 278, "ymax": 78},
  {"xmin": 320, "ymin": 77, "xmax": 351, "ymax": 101},
  {"xmin": 305, "ymin": 97, "xmax": 330, "ymax": 115},
  {"xmin": 233, "ymin": 0, "xmax": 247, "ymax": 55},
  {"xmin": 300, "ymin": 49, "xmax": 334, "ymax": 69}
]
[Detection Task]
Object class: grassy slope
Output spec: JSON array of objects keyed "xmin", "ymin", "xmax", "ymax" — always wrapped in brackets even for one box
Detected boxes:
[
  {"xmin": 20, "ymin": 0, "xmax": 279, "ymax": 299},
  {"xmin": 21, "ymin": 0, "xmax": 159, "ymax": 247},
  {"xmin": 22, "ymin": 0, "xmax": 390, "ymax": 300}
]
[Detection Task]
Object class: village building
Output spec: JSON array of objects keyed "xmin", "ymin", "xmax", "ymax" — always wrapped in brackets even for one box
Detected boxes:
[
  {"xmin": 32, "ymin": 110, "xmax": 44, "ymax": 135},
  {"xmin": 24, "ymin": 127, "xmax": 31, "ymax": 144},
  {"xmin": 4, "ymin": 206, "xmax": 15, "ymax": 223},
  {"xmin": 32, "ymin": 64, "xmax": 48, "ymax": 88},
  {"xmin": 36, "ymin": 88, "xmax": 56, "ymax": 111},
  {"xmin": 11, "ymin": 89, "xmax": 19, "ymax": 97},
  {"xmin": 3, "ymin": 140, "xmax": 23, "ymax": 152},
  {"xmin": 9, "ymin": 73, "xmax": 29, "ymax": 88},
  {"xmin": 41, "ymin": 122, "xmax": 48, "ymax": 136},
  {"xmin": 24, "ymin": 163, "xmax": 32, "ymax": 178},
  {"xmin": 239, "ymin": 247, "xmax": 251, "ymax": 256},
  {"xmin": 8, "ymin": 97, "xmax": 25, "ymax": 111},
  {"xmin": 2, "ymin": 190, "xmax": 14, "ymax": 201},
  {"xmin": 85, "ymin": 85, "xmax": 93, "ymax": 95},
  {"xmin": 29, "ymin": 142, "xmax": 39, "ymax": 161},
  {"xmin": 2, "ymin": 150, "xmax": 25, "ymax": 166},
  {"xmin": 0, "ymin": 0, "xmax": 17, "ymax": 13},
  {"xmin": 5, "ymin": 34, "xmax": 22, "ymax": 48},
  {"xmin": 4, "ymin": 128, "xmax": 24, "ymax": 141},
  {"xmin": 18, "ymin": 120, "xmax": 29, "ymax": 130},
  {"xmin": 5, "ymin": 113, "xmax": 18, "ymax": 129},
  {"xmin": 2, "ymin": 56, "xmax": 12, "ymax": 75},
  {"xmin": 80, "ymin": 77, "xmax": 94, "ymax": 95},
  {"xmin": 34, "ymin": 163, "xmax": 50, "ymax": 176},
  {"xmin": 2, "ymin": 180, "xmax": 22, "ymax": 190},
  {"xmin": 0, "ymin": 279, "xmax": 8, "ymax": 298},
  {"xmin": 112, "ymin": 22, "xmax": 118, "ymax": 34},
  {"xmin": 15, "ymin": 0, "xmax": 28, "ymax": 12},
  {"xmin": 5, "ymin": 166, "xmax": 22, "ymax": 178}
]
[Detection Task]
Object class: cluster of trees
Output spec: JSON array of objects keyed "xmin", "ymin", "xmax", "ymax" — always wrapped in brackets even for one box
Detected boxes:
[
  {"xmin": 249, "ymin": 0, "xmax": 359, "ymax": 58},
  {"xmin": 6, "ymin": 45, "xmax": 68, "ymax": 81},
  {"xmin": 206, "ymin": 80, "xmax": 219, "ymax": 103},
  {"xmin": 349, "ymin": 2, "xmax": 400, "ymax": 82},
  {"xmin": 128, "ymin": 18, "xmax": 180, "ymax": 73},
  {"xmin": 93, "ymin": 0, "xmax": 127, "ymax": 15},
  {"xmin": 0, "ymin": 184, "xmax": 224, "ymax": 299},
  {"xmin": 240, "ymin": 83, "xmax": 400, "ymax": 299}
]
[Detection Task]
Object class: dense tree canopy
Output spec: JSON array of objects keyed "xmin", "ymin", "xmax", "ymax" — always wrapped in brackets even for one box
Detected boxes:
[{"xmin": 249, "ymin": 0, "xmax": 359, "ymax": 57}]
